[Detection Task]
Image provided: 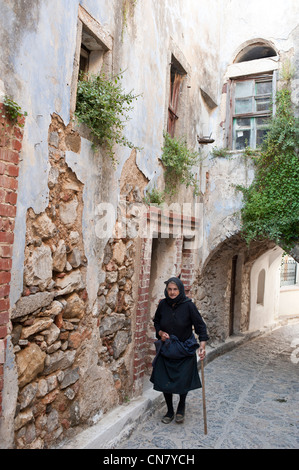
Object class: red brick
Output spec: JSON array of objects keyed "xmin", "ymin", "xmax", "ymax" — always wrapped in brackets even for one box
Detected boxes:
[
  {"xmin": 0, "ymin": 272, "xmax": 11, "ymax": 285},
  {"xmin": 0, "ymin": 325, "xmax": 8, "ymax": 339},
  {"xmin": 12, "ymin": 140, "xmax": 22, "ymax": 152},
  {"xmin": 0, "ymin": 311, "xmax": 9, "ymax": 325},
  {"xmin": 0, "ymin": 232, "xmax": 14, "ymax": 244},
  {"xmin": 0, "ymin": 204, "xmax": 16, "ymax": 217},
  {"xmin": 0, "ymin": 135, "xmax": 11, "ymax": 148},
  {"xmin": 0, "ymin": 285, "xmax": 10, "ymax": 297},
  {"xmin": 0, "ymin": 149, "xmax": 19, "ymax": 164},
  {"xmin": 0, "ymin": 259, "xmax": 12, "ymax": 271},
  {"xmin": 6, "ymin": 165, "xmax": 19, "ymax": 178},
  {"xmin": 138, "ymin": 286, "xmax": 149, "ymax": 296},
  {"xmin": 17, "ymin": 115, "xmax": 25, "ymax": 127},
  {"xmin": 0, "ymin": 175, "xmax": 18, "ymax": 191},
  {"xmin": 5, "ymin": 191, "xmax": 17, "ymax": 205},
  {"xmin": 14, "ymin": 127, "xmax": 23, "ymax": 140},
  {"xmin": 0, "ymin": 246, "xmax": 12, "ymax": 258}
]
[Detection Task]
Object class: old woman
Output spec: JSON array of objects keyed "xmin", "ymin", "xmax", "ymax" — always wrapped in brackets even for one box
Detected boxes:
[{"xmin": 150, "ymin": 277, "xmax": 209, "ymax": 424}]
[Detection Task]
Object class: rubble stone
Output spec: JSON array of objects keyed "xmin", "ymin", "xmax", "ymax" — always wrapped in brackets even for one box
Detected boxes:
[
  {"xmin": 59, "ymin": 197, "xmax": 78, "ymax": 228},
  {"xmin": 113, "ymin": 330, "xmax": 129, "ymax": 359},
  {"xmin": 11, "ymin": 292, "xmax": 55, "ymax": 320},
  {"xmin": 24, "ymin": 244, "xmax": 53, "ymax": 290},
  {"xmin": 63, "ymin": 293, "xmax": 85, "ymax": 319},
  {"xmin": 53, "ymin": 240, "xmax": 67, "ymax": 272},
  {"xmin": 32, "ymin": 213, "xmax": 57, "ymax": 240},
  {"xmin": 21, "ymin": 318, "xmax": 54, "ymax": 339},
  {"xmin": 55, "ymin": 269, "xmax": 84, "ymax": 296},
  {"xmin": 43, "ymin": 349, "xmax": 76, "ymax": 375},
  {"xmin": 16, "ymin": 344, "xmax": 47, "ymax": 388},
  {"xmin": 99, "ymin": 314, "xmax": 127, "ymax": 337}
]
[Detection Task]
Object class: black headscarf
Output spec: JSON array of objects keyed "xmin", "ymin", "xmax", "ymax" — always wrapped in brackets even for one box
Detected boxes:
[{"xmin": 164, "ymin": 277, "xmax": 191, "ymax": 306}]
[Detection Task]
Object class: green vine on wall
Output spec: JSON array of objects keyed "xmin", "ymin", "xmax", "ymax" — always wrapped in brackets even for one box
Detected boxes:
[
  {"xmin": 75, "ymin": 72, "xmax": 139, "ymax": 163},
  {"xmin": 236, "ymin": 83, "xmax": 299, "ymax": 252},
  {"xmin": 2, "ymin": 95, "xmax": 27, "ymax": 127},
  {"xmin": 161, "ymin": 132, "xmax": 200, "ymax": 197}
]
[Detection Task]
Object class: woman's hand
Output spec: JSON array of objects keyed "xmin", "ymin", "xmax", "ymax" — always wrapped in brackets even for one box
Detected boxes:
[
  {"xmin": 159, "ymin": 330, "xmax": 170, "ymax": 342},
  {"xmin": 198, "ymin": 341, "xmax": 206, "ymax": 361}
]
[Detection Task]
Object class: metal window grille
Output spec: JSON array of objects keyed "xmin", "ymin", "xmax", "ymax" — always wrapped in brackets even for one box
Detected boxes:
[{"xmin": 280, "ymin": 259, "xmax": 298, "ymax": 287}]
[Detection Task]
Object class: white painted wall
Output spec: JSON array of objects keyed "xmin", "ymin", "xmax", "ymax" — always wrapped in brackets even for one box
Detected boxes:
[
  {"xmin": 279, "ymin": 286, "xmax": 299, "ymax": 316},
  {"xmin": 249, "ymin": 247, "xmax": 283, "ymax": 331}
]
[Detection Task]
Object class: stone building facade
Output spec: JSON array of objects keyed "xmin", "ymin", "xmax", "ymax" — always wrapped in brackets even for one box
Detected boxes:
[{"xmin": 0, "ymin": 0, "xmax": 298, "ymax": 449}]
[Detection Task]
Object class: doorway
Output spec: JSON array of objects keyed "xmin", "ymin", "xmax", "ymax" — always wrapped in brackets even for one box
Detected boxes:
[{"xmin": 229, "ymin": 255, "xmax": 238, "ymax": 336}]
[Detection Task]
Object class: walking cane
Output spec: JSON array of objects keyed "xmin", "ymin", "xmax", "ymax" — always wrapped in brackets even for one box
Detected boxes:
[{"xmin": 200, "ymin": 359, "xmax": 208, "ymax": 435}]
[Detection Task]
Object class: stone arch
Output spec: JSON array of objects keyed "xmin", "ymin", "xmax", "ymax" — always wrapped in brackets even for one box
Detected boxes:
[
  {"xmin": 193, "ymin": 234, "xmax": 276, "ymax": 343},
  {"xmin": 233, "ymin": 38, "xmax": 278, "ymax": 64}
]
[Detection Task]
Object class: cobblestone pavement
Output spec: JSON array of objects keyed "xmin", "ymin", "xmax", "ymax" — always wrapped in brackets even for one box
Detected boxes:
[{"xmin": 119, "ymin": 323, "xmax": 299, "ymax": 449}]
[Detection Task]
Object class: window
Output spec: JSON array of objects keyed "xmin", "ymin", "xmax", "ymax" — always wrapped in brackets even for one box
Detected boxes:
[
  {"xmin": 225, "ymin": 40, "xmax": 278, "ymax": 150},
  {"xmin": 167, "ymin": 55, "xmax": 187, "ymax": 137},
  {"xmin": 257, "ymin": 269, "xmax": 265, "ymax": 305},
  {"xmin": 232, "ymin": 74, "xmax": 274, "ymax": 150},
  {"xmin": 79, "ymin": 25, "xmax": 107, "ymax": 76},
  {"xmin": 70, "ymin": 5, "xmax": 112, "ymax": 116}
]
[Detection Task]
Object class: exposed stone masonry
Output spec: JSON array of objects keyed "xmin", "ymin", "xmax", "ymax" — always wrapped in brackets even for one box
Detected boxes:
[
  {"xmin": 8, "ymin": 114, "xmax": 142, "ymax": 448},
  {"xmin": 10, "ymin": 115, "xmax": 88, "ymax": 448}
]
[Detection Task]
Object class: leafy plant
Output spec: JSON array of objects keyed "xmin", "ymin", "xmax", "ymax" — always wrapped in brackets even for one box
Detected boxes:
[
  {"xmin": 161, "ymin": 132, "xmax": 200, "ymax": 196},
  {"xmin": 2, "ymin": 95, "xmax": 27, "ymax": 127},
  {"xmin": 75, "ymin": 71, "xmax": 139, "ymax": 162},
  {"xmin": 143, "ymin": 187, "xmax": 165, "ymax": 206},
  {"xmin": 211, "ymin": 146, "xmax": 230, "ymax": 159},
  {"xmin": 236, "ymin": 85, "xmax": 299, "ymax": 252}
]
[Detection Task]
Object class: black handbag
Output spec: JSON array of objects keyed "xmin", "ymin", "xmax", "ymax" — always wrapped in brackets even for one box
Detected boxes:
[{"xmin": 160, "ymin": 334, "xmax": 199, "ymax": 360}]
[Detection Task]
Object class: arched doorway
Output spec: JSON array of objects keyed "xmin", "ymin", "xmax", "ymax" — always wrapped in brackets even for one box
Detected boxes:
[{"xmin": 193, "ymin": 234, "xmax": 278, "ymax": 343}]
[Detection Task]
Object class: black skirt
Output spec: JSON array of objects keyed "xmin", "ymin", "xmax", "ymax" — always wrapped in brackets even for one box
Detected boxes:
[{"xmin": 150, "ymin": 353, "xmax": 201, "ymax": 395}]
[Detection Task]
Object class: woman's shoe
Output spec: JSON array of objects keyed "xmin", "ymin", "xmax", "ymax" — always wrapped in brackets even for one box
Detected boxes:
[
  {"xmin": 161, "ymin": 413, "xmax": 174, "ymax": 424},
  {"xmin": 175, "ymin": 413, "xmax": 184, "ymax": 423}
]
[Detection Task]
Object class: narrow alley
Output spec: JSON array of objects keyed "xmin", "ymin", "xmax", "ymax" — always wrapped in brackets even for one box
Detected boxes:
[
  {"xmin": 118, "ymin": 323, "xmax": 299, "ymax": 449},
  {"xmin": 1, "ymin": 1, "xmax": 299, "ymax": 450}
]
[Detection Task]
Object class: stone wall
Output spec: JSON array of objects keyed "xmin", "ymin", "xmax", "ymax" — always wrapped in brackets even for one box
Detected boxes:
[
  {"xmin": 7, "ymin": 115, "xmax": 144, "ymax": 448},
  {"xmin": 9, "ymin": 114, "xmax": 87, "ymax": 448}
]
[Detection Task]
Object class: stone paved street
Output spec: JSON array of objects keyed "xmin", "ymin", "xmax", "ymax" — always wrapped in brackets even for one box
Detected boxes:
[{"xmin": 119, "ymin": 323, "xmax": 299, "ymax": 449}]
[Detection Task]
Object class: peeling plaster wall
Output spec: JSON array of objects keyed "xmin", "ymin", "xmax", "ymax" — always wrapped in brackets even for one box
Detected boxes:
[{"xmin": 0, "ymin": 0, "xmax": 298, "ymax": 448}]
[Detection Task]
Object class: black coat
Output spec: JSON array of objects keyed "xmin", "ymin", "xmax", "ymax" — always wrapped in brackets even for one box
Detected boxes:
[{"xmin": 153, "ymin": 298, "xmax": 209, "ymax": 343}]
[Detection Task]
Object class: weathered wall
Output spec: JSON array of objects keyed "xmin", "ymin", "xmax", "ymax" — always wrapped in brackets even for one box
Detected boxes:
[{"xmin": 0, "ymin": 0, "xmax": 298, "ymax": 449}]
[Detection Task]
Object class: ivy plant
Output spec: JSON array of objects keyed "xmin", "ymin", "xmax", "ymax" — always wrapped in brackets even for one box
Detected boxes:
[
  {"xmin": 236, "ymin": 86, "xmax": 299, "ymax": 252},
  {"xmin": 143, "ymin": 186, "xmax": 165, "ymax": 206},
  {"xmin": 2, "ymin": 95, "xmax": 27, "ymax": 127},
  {"xmin": 75, "ymin": 71, "xmax": 139, "ymax": 163},
  {"xmin": 161, "ymin": 132, "xmax": 200, "ymax": 196},
  {"xmin": 211, "ymin": 146, "xmax": 230, "ymax": 159}
]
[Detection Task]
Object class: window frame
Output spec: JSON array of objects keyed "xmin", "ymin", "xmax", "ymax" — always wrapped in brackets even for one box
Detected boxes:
[
  {"xmin": 70, "ymin": 5, "xmax": 113, "ymax": 117},
  {"xmin": 167, "ymin": 55, "xmax": 187, "ymax": 138},
  {"xmin": 230, "ymin": 73, "xmax": 276, "ymax": 150}
]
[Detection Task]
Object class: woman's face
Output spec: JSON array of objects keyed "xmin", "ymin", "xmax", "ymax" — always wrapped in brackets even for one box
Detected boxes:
[{"xmin": 167, "ymin": 282, "xmax": 180, "ymax": 299}]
